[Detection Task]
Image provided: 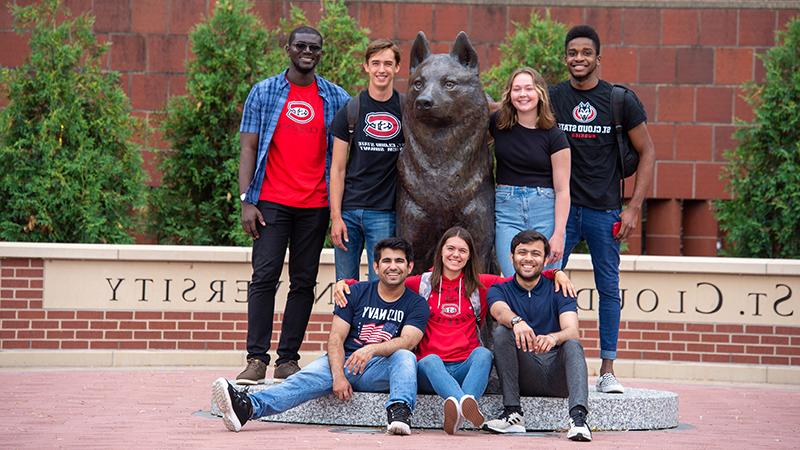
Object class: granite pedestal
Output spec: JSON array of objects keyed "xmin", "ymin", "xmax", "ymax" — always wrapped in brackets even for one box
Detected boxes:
[{"xmin": 211, "ymin": 380, "xmax": 678, "ymax": 431}]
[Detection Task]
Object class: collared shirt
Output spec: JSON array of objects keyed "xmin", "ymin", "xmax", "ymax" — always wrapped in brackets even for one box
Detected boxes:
[
  {"xmin": 487, "ymin": 276, "xmax": 577, "ymax": 336},
  {"xmin": 239, "ymin": 69, "xmax": 350, "ymax": 205}
]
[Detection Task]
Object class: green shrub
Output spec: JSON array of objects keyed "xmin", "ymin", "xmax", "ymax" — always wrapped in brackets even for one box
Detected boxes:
[
  {"xmin": 151, "ymin": 0, "xmax": 368, "ymax": 246},
  {"xmin": 715, "ymin": 18, "xmax": 800, "ymax": 258},
  {"xmin": 266, "ymin": 0, "xmax": 370, "ymax": 95},
  {"xmin": 151, "ymin": 0, "xmax": 270, "ymax": 245},
  {"xmin": 482, "ymin": 10, "xmax": 568, "ymax": 100},
  {"xmin": 0, "ymin": 0, "xmax": 146, "ymax": 243}
]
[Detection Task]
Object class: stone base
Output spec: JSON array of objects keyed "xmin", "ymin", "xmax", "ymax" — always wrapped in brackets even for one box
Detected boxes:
[{"xmin": 211, "ymin": 380, "xmax": 678, "ymax": 431}]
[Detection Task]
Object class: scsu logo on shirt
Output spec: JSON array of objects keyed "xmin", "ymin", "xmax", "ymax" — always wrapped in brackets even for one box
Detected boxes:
[
  {"xmin": 363, "ymin": 112, "xmax": 401, "ymax": 140},
  {"xmin": 572, "ymin": 101, "xmax": 597, "ymax": 123},
  {"xmin": 286, "ymin": 101, "xmax": 315, "ymax": 124}
]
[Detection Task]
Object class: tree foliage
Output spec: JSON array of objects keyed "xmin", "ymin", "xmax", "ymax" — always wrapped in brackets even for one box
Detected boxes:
[
  {"xmin": 0, "ymin": 0, "xmax": 145, "ymax": 243},
  {"xmin": 151, "ymin": 0, "xmax": 270, "ymax": 245},
  {"xmin": 152, "ymin": 0, "xmax": 367, "ymax": 246},
  {"xmin": 482, "ymin": 10, "xmax": 568, "ymax": 100},
  {"xmin": 716, "ymin": 18, "xmax": 800, "ymax": 258}
]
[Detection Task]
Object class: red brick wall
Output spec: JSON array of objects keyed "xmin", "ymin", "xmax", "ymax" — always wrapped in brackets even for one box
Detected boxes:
[
  {"xmin": 3, "ymin": 257, "xmax": 798, "ymax": 366},
  {"xmin": 1, "ymin": 1, "xmax": 798, "ymax": 255}
]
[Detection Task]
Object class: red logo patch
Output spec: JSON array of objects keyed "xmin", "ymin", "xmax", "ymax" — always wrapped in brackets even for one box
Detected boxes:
[
  {"xmin": 363, "ymin": 112, "xmax": 401, "ymax": 140},
  {"xmin": 286, "ymin": 101, "xmax": 314, "ymax": 124}
]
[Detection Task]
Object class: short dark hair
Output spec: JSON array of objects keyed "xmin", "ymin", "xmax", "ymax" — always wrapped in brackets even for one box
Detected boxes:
[
  {"xmin": 365, "ymin": 38, "xmax": 401, "ymax": 65},
  {"xmin": 288, "ymin": 26, "xmax": 323, "ymax": 47},
  {"xmin": 510, "ymin": 230, "xmax": 550, "ymax": 258},
  {"xmin": 565, "ymin": 24, "xmax": 601, "ymax": 56},
  {"xmin": 373, "ymin": 237, "xmax": 414, "ymax": 264}
]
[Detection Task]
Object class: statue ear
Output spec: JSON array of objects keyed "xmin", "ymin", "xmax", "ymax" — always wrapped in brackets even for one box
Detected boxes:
[
  {"xmin": 409, "ymin": 31, "xmax": 431, "ymax": 75},
  {"xmin": 450, "ymin": 31, "xmax": 479, "ymax": 72}
]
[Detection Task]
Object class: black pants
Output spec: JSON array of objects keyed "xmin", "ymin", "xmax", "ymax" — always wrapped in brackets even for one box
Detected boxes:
[
  {"xmin": 492, "ymin": 325, "xmax": 589, "ymax": 413},
  {"xmin": 246, "ymin": 201, "xmax": 329, "ymax": 366}
]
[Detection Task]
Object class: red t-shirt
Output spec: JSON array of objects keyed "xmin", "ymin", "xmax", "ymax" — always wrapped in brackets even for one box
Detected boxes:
[{"xmin": 260, "ymin": 80, "xmax": 328, "ymax": 207}]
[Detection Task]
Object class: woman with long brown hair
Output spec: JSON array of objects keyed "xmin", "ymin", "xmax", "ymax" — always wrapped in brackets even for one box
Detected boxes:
[{"xmin": 491, "ymin": 67, "xmax": 571, "ymax": 276}]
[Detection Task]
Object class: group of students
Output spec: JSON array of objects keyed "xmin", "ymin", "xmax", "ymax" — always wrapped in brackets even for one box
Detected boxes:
[{"xmin": 224, "ymin": 21, "xmax": 655, "ymax": 440}]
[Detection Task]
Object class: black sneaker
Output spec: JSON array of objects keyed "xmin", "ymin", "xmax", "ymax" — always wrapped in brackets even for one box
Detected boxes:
[
  {"xmin": 567, "ymin": 409, "xmax": 592, "ymax": 441},
  {"xmin": 386, "ymin": 402, "xmax": 412, "ymax": 435},
  {"xmin": 212, "ymin": 377, "xmax": 252, "ymax": 432},
  {"xmin": 482, "ymin": 407, "xmax": 525, "ymax": 433}
]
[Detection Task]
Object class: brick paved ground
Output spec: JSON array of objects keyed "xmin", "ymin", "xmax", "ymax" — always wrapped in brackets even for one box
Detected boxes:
[{"xmin": 0, "ymin": 367, "xmax": 798, "ymax": 449}]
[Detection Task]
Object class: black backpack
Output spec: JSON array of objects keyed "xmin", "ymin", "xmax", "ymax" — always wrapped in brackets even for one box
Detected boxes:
[{"xmin": 610, "ymin": 85, "xmax": 641, "ymax": 198}]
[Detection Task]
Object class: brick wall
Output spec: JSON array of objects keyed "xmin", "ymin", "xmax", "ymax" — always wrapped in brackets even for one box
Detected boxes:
[
  {"xmin": 3, "ymin": 257, "xmax": 798, "ymax": 366},
  {"xmin": 1, "ymin": 1, "xmax": 798, "ymax": 255}
]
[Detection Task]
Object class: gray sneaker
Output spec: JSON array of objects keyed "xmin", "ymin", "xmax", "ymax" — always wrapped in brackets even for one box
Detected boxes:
[
  {"xmin": 483, "ymin": 408, "xmax": 525, "ymax": 434},
  {"xmin": 596, "ymin": 372, "xmax": 625, "ymax": 393},
  {"xmin": 273, "ymin": 360, "xmax": 301, "ymax": 379},
  {"xmin": 235, "ymin": 358, "xmax": 266, "ymax": 385}
]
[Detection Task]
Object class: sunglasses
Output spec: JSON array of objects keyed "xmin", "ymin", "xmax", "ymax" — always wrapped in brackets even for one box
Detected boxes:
[{"xmin": 292, "ymin": 42, "xmax": 322, "ymax": 53}]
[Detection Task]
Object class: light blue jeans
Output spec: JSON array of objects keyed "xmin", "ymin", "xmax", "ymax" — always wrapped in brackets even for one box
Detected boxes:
[
  {"xmin": 417, "ymin": 347, "xmax": 493, "ymax": 400},
  {"xmin": 334, "ymin": 209, "xmax": 396, "ymax": 281},
  {"xmin": 561, "ymin": 205, "xmax": 621, "ymax": 360},
  {"xmin": 495, "ymin": 185, "xmax": 558, "ymax": 276},
  {"xmin": 247, "ymin": 350, "xmax": 418, "ymax": 418}
]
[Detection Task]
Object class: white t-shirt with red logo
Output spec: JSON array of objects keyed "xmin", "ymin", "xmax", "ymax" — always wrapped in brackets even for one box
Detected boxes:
[
  {"xmin": 331, "ymin": 90, "xmax": 404, "ymax": 211},
  {"xmin": 260, "ymin": 80, "xmax": 328, "ymax": 207}
]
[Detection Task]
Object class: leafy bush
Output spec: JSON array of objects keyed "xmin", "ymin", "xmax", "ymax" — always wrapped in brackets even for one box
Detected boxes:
[
  {"xmin": 716, "ymin": 18, "xmax": 800, "ymax": 258},
  {"xmin": 152, "ymin": 0, "xmax": 368, "ymax": 246},
  {"xmin": 150, "ymin": 0, "xmax": 270, "ymax": 245},
  {"xmin": 0, "ymin": 0, "xmax": 145, "ymax": 243},
  {"xmin": 482, "ymin": 10, "xmax": 568, "ymax": 100},
  {"xmin": 266, "ymin": 0, "xmax": 369, "ymax": 94}
]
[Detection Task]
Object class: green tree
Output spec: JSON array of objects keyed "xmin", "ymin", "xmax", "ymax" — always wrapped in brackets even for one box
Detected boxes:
[
  {"xmin": 482, "ymin": 10, "xmax": 568, "ymax": 100},
  {"xmin": 152, "ymin": 0, "xmax": 368, "ymax": 245},
  {"xmin": 151, "ymin": 0, "xmax": 270, "ymax": 245},
  {"xmin": 0, "ymin": 0, "xmax": 145, "ymax": 243},
  {"xmin": 266, "ymin": 0, "xmax": 370, "ymax": 94},
  {"xmin": 716, "ymin": 18, "xmax": 800, "ymax": 258}
]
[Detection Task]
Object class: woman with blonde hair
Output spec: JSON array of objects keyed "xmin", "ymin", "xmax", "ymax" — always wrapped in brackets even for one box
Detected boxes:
[{"xmin": 491, "ymin": 67, "xmax": 571, "ymax": 275}]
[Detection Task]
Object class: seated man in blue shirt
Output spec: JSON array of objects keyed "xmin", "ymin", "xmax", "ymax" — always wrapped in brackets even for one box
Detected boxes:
[
  {"xmin": 212, "ymin": 237, "xmax": 429, "ymax": 435},
  {"xmin": 483, "ymin": 230, "xmax": 591, "ymax": 441}
]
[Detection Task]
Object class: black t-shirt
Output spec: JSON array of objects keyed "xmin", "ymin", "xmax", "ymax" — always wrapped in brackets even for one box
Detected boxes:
[
  {"xmin": 331, "ymin": 90, "xmax": 404, "ymax": 211},
  {"xmin": 489, "ymin": 112, "xmax": 569, "ymax": 188},
  {"xmin": 549, "ymin": 80, "xmax": 647, "ymax": 209}
]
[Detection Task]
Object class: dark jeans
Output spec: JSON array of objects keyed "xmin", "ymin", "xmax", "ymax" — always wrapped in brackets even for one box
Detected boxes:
[
  {"xmin": 246, "ymin": 201, "xmax": 329, "ymax": 366},
  {"xmin": 492, "ymin": 326, "xmax": 589, "ymax": 413}
]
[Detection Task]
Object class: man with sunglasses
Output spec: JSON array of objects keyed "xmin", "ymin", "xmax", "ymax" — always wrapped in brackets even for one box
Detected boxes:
[{"xmin": 236, "ymin": 26, "xmax": 350, "ymax": 384}]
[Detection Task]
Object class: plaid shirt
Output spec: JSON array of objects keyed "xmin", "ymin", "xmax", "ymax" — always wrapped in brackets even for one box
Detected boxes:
[{"xmin": 239, "ymin": 69, "xmax": 350, "ymax": 205}]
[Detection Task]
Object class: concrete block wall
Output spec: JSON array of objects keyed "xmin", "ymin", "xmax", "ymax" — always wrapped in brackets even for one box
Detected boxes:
[
  {"xmin": 1, "ymin": 1, "xmax": 798, "ymax": 255},
  {"xmin": 3, "ymin": 256, "xmax": 800, "ymax": 366}
]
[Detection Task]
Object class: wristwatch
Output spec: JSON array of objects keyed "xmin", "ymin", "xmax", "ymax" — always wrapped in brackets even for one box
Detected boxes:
[
  {"xmin": 239, "ymin": 193, "xmax": 246, "ymax": 202},
  {"xmin": 510, "ymin": 316, "xmax": 523, "ymax": 327}
]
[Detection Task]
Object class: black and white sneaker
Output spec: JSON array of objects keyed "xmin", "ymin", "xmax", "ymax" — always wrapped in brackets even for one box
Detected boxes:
[
  {"xmin": 212, "ymin": 377, "xmax": 252, "ymax": 432},
  {"xmin": 567, "ymin": 409, "xmax": 592, "ymax": 441},
  {"xmin": 386, "ymin": 402, "xmax": 412, "ymax": 435},
  {"xmin": 482, "ymin": 407, "xmax": 525, "ymax": 433}
]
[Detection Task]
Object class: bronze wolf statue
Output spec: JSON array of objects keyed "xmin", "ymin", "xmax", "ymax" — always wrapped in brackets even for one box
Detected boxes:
[{"xmin": 397, "ymin": 31, "xmax": 496, "ymax": 274}]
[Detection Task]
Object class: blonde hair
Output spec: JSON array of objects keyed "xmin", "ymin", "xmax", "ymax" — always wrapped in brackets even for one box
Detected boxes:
[{"xmin": 495, "ymin": 67, "xmax": 556, "ymax": 131}]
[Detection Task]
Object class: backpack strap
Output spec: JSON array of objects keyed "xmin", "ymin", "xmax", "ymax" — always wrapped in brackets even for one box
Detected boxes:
[
  {"xmin": 611, "ymin": 85, "xmax": 627, "ymax": 202},
  {"xmin": 346, "ymin": 92, "xmax": 361, "ymax": 137}
]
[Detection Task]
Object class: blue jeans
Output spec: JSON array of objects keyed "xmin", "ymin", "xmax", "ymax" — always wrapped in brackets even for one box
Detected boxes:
[
  {"xmin": 494, "ymin": 185, "xmax": 558, "ymax": 276},
  {"xmin": 561, "ymin": 205, "xmax": 621, "ymax": 360},
  {"xmin": 247, "ymin": 350, "xmax": 418, "ymax": 418},
  {"xmin": 334, "ymin": 209, "xmax": 396, "ymax": 281},
  {"xmin": 417, "ymin": 347, "xmax": 493, "ymax": 400}
]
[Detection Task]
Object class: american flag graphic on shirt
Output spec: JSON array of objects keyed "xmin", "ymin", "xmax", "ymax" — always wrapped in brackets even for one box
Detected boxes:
[{"xmin": 355, "ymin": 321, "xmax": 399, "ymax": 345}]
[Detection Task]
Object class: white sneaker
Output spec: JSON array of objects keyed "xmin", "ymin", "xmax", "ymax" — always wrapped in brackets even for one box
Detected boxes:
[
  {"xmin": 596, "ymin": 372, "xmax": 625, "ymax": 393},
  {"xmin": 459, "ymin": 394, "xmax": 485, "ymax": 428},
  {"xmin": 482, "ymin": 409, "xmax": 526, "ymax": 433},
  {"xmin": 567, "ymin": 416, "xmax": 592, "ymax": 441},
  {"xmin": 443, "ymin": 396, "xmax": 462, "ymax": 435}
]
